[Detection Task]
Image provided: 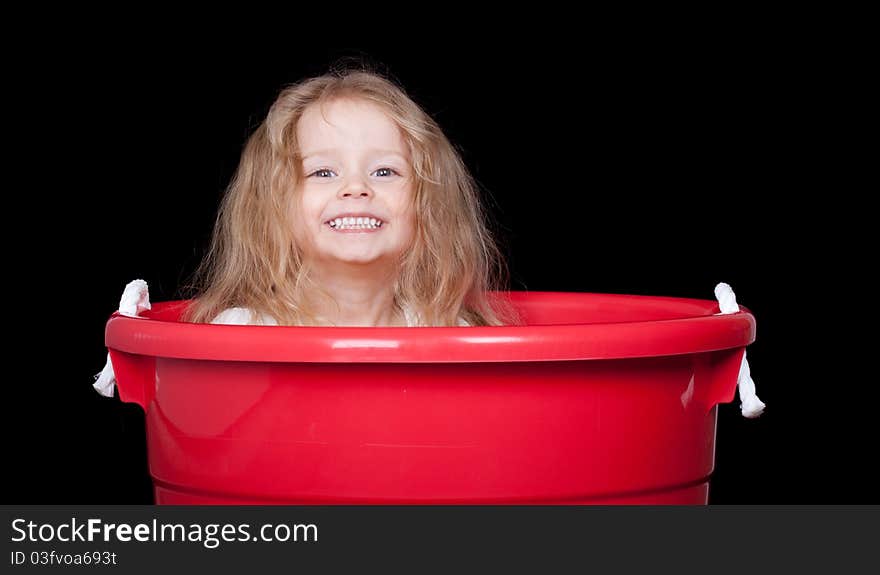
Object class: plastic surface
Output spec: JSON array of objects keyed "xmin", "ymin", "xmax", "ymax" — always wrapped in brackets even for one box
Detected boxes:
[{"xmin": 105, "ymin": 291, "xmax": 755, "ymax": 504}]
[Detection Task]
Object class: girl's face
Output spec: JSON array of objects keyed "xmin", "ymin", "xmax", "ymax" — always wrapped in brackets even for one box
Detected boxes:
[{"xmin": 293, "ymin": 98, "xmax": 416, "ymax": 270}]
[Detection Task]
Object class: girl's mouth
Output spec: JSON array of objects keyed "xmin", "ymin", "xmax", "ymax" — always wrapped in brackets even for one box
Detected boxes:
[{"xmin": 326, "ymin": 217, "xmax": 384, "ymax": 232}]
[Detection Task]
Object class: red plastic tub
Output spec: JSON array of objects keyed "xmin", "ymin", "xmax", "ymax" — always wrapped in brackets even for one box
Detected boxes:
[{"xmin": 104, "ymin": 291, "xmax": 755, "ymax": 504}]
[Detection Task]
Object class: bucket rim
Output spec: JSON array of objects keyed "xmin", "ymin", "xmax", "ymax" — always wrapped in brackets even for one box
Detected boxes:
[{"xmin": 104, "ymin": 291, "xmax": 756, "ymax": 363}]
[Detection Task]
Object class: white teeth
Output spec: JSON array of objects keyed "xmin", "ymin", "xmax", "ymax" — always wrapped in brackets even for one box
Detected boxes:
[{"xmin": 329, "ymin": 217, "xmax": 383, "ymax": 230}]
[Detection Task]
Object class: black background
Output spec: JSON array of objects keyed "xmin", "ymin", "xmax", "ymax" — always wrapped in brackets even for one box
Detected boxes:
[{"xmin": 7, "ymin": 41, "xmax": 871, "ymax": 505}]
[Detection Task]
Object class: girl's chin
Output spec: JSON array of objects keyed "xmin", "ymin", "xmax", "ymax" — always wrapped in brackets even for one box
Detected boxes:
[
  {"xmin": 310, "ymin": 243, "xmax": 406, "ymax": 266},
  {"xmin": 317, "ymin": 252, "xmax": 391, "ymax": 266}
]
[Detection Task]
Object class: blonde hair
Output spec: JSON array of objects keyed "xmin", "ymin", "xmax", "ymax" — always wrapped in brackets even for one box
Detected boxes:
[{"xmin": 180, "ymin": 65, "xmax": 522, "ymax": 327}]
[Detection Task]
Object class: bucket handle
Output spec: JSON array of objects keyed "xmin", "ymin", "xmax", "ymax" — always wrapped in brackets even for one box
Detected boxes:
[
  {"xmin": 105, "ymin": 349, "xmax": 155, "ymax": 411},
  {"xmin": 92, "ymin": 279, "xmax": 154, "ymax": 410},
  {"xmin": 697, "ymin": 347, "xmax": 746, "ymax": 414},
  {"xmin": 713, "ymin": 283, "xmax": 765, "ymax": 418}
]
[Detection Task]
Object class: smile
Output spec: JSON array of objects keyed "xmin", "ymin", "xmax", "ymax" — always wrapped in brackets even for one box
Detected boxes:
[{"xmin": 327, "ymin": 217, "xmax": 384, "ymax": 232}]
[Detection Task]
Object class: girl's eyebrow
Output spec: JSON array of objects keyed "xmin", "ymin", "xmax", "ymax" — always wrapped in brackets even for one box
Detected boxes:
[{"xmin": 302, "ymin": 149, "xmax": 408, "ymax": 161}]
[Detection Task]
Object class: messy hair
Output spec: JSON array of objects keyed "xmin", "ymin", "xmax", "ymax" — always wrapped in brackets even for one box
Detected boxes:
[{"xmin": 180, "ymin": 65, "xmax": 522, "ymax": 327}]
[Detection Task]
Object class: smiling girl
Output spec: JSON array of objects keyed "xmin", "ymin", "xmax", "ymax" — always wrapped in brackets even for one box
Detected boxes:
[{"xmin": 180, "ymin": 67, "xmax": 521, "ymax": 327}]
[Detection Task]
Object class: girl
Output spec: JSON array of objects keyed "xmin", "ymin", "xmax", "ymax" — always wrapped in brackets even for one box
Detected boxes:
[{"xmin": 179, "ymin": 67, "xmax": 522, "ymax": 328}]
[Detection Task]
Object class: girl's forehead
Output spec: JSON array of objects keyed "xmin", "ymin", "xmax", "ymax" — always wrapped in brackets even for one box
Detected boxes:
[{"xmin": 298, "ymin": 98, "xmax": 409, "ymax": 158}]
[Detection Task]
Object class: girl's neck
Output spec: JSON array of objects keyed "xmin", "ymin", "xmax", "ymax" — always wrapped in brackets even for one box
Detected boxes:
[{"xmin": 307, "ymin": 262, "xmax": 404, "ymax": 327}]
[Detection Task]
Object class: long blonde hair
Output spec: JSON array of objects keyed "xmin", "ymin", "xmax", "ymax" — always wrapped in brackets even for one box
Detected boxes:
[{"xmin": 180, "ymin": 66, "xmax": 522, "ymax": 327}]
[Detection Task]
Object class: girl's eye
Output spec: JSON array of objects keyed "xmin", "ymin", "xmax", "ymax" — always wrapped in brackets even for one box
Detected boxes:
[
  {"xmin": 373, "ymin": 167, "xmax": 398, "ymax": 177},
  {"xmin": 311, "ymin": 169, "xmax": 335, "ymax": 178}
]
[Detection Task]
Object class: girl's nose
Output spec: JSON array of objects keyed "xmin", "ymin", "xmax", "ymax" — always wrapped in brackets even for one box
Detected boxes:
[{"xmin": 338, "ymin": 176, "xmax": 373, "ymax": 198}]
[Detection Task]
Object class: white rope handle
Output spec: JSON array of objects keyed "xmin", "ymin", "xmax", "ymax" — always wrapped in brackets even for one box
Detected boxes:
[
  {"xmin": 93, "ymin": 279, "xmax": 151, "ymax": 398},
  {"xmin": 714, "ymin": 282, "xmax": 765, "ymax": 418}
]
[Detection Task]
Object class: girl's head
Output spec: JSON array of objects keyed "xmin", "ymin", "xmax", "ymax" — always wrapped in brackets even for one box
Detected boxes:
[
  {"xmin": 293, "ymin": 96, "xmax": 417, "ymax": 277},
  {"xmin": 182, "ymin": 66, "xmax": 521, "ymax": 327}
]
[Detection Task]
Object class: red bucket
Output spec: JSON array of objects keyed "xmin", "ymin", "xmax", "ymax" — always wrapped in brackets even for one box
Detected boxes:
[{"xmin": 104, "ymin": 291, "xmax": 755, "ymax": 504}]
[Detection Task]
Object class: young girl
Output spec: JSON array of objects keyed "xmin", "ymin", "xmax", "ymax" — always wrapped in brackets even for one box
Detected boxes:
[{"xmin": 178, "ymin": 67, "xmax": 521, "ymax": 328}]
